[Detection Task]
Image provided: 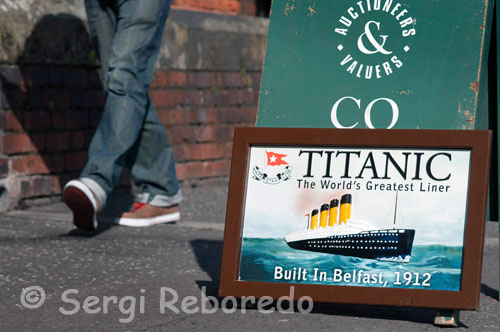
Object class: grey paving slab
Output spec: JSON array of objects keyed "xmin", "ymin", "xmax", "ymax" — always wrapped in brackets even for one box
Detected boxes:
[
  {"xmin": 0, "ymin": 187, "xmax": 498, "ymax": 331},
  {"xmin": 19, "ymin": 185, "xmax": 229, "ymax": 226}
]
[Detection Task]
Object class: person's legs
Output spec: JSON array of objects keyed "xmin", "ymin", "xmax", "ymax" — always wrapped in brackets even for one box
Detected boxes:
[
  {"xmin": 126, "ymin": 100, "xmax": 182, "ymax": 206},
  {"xmin": 81, "ymin": 0, "xmax": 176, "ymax": 202},
  {"xmin": 66, "ymin": 0, "xmax": 180, "ymax": 230},
  {"xmin": 113, "ymin": 0, "xmax": 181, "ymax": 209},
  {"xmin": 116, "ymin": 100, "xmax": 181, "ymax": 227},
  {"xmin": 63, "ymin": 0, "xmax": 116, "ymax": 230},
  {"xmin": 68, "ymin": 0, "xmax": 117, "ymax": 212},
  {"xmin": 85, "ymin": 0, "xmax": 116, "ymax": 90}
]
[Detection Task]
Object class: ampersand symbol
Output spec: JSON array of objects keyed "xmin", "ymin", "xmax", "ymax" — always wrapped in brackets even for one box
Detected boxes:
[{"xmin": 357, "ymin": 21, "xmax": 392, "ymax": 55}]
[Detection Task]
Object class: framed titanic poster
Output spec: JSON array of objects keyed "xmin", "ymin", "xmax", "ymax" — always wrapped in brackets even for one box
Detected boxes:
[{"xmin": 219, "ymin": 128, "xmax": 491, "ymax": 310}]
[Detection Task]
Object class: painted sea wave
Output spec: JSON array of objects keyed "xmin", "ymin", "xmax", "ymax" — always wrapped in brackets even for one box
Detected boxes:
[{"xmin": 239, "ymin": 237, "xmax": 463, "ymax": 291}]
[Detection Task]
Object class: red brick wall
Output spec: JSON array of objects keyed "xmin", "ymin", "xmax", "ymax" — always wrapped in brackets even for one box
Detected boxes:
[
  {"xmin": 172, "ymin": 0, "xmax": 256, "ymax": 16},
  {"xmin": 0, "ymin": 65, "xmax": 260, "ymax": 206},
  {"xmin": 151, "ymin": 70, "xmax": 260, "ymax": 181}
]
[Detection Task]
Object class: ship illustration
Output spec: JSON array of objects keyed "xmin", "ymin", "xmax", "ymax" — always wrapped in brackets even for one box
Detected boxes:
[{"xmin": 285, "ymin": 193, "xmax": 415, "ymax": 263}]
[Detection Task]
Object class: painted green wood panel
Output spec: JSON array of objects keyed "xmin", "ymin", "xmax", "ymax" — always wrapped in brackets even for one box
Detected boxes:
[
  {"xmin": 496, "ymin": 0, "xmax": 500, "ymax": 298},
  {"xmin": 256, "ymin": 0, "xmax": 493, "ymax": 130},
  {"xmin": 256, "ymin": 0, "xmax": 495, "ymax": 298}
]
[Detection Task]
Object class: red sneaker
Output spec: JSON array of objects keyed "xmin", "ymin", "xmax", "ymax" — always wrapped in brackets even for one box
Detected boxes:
[
  {"xmin": 63, "ymin": 180, "xmax": 101, "ymax": 231},
  {"xmin": 115, "ymin": 202, "xmax": 180, "ymax": 227}
]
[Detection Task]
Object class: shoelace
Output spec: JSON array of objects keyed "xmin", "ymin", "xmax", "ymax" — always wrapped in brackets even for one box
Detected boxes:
[{"xmin": 131, "ymin": 202, "xmax": 147, "ymax": 212}]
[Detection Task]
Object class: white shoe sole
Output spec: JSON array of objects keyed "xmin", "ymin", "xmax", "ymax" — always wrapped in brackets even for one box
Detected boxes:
[
  {"xmin": 63, "ymin": 180, "xmax": 98, "ymax": 231},
  {"xmin": 115, "ymin": 212, "xmax": 180, "ymax": 227}
]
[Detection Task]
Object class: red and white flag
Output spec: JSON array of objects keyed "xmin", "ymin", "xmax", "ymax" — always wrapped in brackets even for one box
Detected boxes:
[{"xmin": 266, "ymin": 150, "xmax": 288, "ymax": 166}]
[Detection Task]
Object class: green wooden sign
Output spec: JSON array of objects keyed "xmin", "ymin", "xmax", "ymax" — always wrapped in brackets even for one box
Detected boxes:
[
  {"xmin": 255, "ymin": 0, "xmax": 497, "ymax": 307},
  {"xmin": 256, "ymin": 0, "xmax": 493, "ymax": 130},
  {"xmin": 496, "ymin": 2, "xmax": 500, "ymax": 298}
]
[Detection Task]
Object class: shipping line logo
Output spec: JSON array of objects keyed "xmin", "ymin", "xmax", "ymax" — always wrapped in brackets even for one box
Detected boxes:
[
  {"xmin": 252, "ymin": 150, "xmax": 292, "ymax": 185},
  {"xmin": 335, "ymin": 0, "xmax": 416, "ymax": 79}
]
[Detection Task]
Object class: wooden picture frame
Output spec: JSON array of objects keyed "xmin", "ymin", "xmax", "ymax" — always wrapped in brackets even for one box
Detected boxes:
[{"xmin": 219, "ymin": 128, "xmax": 491, "ymax": 310}]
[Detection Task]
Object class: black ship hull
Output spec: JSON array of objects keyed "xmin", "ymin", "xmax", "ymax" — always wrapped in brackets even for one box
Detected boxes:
[{"xmin": 286, "ymin": 229, "xmax": 415, "ymax": 262}]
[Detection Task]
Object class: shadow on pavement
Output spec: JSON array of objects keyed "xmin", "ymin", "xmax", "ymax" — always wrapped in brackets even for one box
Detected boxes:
[
  {"xmin": 481, "ymin": 283, "xmax": 499, "ymax": 300},
  {"xmin": 190, "ymin": 239, "xmax": 223, "ymax": 297},
  {"xmin": 308, "ymin": 302, "xmax": 437, "ymax": 325},
  {"xmin": 62, "ymin": 223, "xmax": 115, "ymax": 238}
]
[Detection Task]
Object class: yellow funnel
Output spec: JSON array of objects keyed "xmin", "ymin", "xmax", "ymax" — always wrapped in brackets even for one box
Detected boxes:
[
  {"xmin": 339, "ymin": 194, "xmax": 352, "ymax": 225},
  {"xmin": 329, "ymin": 199, "xmax": 339, "ymax": 226}
]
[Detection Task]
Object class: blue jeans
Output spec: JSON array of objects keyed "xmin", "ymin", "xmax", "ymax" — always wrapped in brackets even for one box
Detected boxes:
[{"xmin": 81, "ymin": 0, "xmax": 181, "ymax": 207}]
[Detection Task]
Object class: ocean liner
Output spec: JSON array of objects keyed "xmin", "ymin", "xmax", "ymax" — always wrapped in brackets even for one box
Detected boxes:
[{"xmin": 285, "ymin": 193, "xmax": 415, "ymax": 263}]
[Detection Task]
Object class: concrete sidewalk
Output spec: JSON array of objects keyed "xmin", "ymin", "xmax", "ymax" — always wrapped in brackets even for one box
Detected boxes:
[{"xmin": 0, "ymin": 185, "xmax": 498, "ymax": 331}]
